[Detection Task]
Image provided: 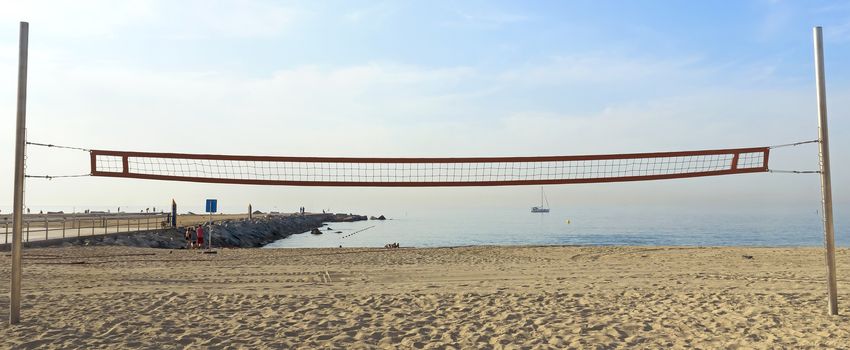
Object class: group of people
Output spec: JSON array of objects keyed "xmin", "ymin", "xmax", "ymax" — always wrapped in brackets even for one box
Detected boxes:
[
  {"xmin": 384, "ymin": 242, "xmax": 400, "ymax": 249},
  {"xmin": 184, "ymin": 225, "xmax": 206, "ymax": 249},
  {"xmin": 298, "ymin": 206, "xmax": 306, "ymax": 215}
]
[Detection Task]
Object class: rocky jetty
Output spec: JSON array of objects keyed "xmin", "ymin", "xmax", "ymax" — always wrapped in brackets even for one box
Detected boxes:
[{"xmin": 17, "ymin": 213, "xmax": 367, "ymax": 249}]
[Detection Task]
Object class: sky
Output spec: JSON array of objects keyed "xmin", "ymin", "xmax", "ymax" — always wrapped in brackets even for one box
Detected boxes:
[{"xmin": 0, "ymin": 0, "xmax": 848, "ymax": 215}]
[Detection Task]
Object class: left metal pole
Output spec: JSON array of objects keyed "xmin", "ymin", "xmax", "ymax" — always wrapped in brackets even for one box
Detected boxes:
[{"xmin": 10, "ymin": 21, "xmax": 29, "ymax": 325}]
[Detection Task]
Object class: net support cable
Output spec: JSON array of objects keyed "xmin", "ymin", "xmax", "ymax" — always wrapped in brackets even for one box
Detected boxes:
[
  {"xmin": 24, "ymin": 174, "xmax": 90, "ymax": 180},
  {"xmin": 769, "ymin": 170, "xmax": 821, "ymax": 174},
  {"xmin": 26, "ymin": 141, "xmax": 90, "ymax": 152},
  {"xmin": 24, "ymin": 141, "xmax": 91, "ymax": 180},
  {"xmin": 768, "ymin": 139, "xmax": 819, "ymax": 149},
  {"xmin": 88, "ymin": 146, "xmax": 771, "ymax": 187}
]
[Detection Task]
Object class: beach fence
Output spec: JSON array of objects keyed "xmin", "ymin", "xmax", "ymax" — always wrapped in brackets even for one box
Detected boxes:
[{"xmin": 0, "ymin": 213, "xmax": 171, "ymax": 247}]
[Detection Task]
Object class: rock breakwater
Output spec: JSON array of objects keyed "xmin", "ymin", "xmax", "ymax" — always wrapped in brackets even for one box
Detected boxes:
[{"xmin": 12, "ymin": 213, "xmax": 366, "ymax": 249}]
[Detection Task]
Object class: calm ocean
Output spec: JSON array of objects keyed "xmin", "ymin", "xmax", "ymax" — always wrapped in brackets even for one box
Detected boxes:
[{"xmin": 264, "ymin": 206, "xmax": 850, "ymax": 248}]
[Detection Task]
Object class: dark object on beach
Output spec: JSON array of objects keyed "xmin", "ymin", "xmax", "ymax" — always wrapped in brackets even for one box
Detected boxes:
[
  {"xmin": 311, "ymin": 228, "xmax": 323, "ymax": 235},
  {"xmin": 327, "ymin": 227, "xmax": 333, "ymax": 230},
  {"xmin": 371, "ymin": 215, "xmax": 387, "ymax": 220},
  {"xmin": 384, "ymin": 242, "xmax": 399, "ymax": 249},
  {"xmin": 742, "ymin": 255, "xmax": 754, "ymax": 260},
  {"xmin": 335, "ymin": 231, "xmax": 342, "ymax": 233},
  {"xmin": 252, "ymin": 210, "xmax": 263, "ymax": 215},
  {"xmin": 203, "ymin": 251, "xmax": 217, "ymax": 254}
]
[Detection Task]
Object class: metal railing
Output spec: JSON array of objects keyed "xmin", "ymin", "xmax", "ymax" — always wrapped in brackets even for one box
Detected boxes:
[{"xmin": 0, "ymin": 213, "xmax": 171, "ymax": 245}]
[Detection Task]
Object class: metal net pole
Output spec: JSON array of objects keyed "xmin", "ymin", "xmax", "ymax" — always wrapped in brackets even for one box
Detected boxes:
[
  {"xmin": 10, "ymin": 21, "xmax": 28, "ymax": 325},
  {"xmin": 813, "ymin": 26, "xmax": 838, "ymax": 316}
]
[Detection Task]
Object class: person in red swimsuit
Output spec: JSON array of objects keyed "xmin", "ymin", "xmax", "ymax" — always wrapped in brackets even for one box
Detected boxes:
[{"xmin": 196, "ymin": 225, "xmax": 205, "ymax": 249}]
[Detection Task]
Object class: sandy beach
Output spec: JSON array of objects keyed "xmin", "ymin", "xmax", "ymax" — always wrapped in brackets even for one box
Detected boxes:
[{"xmin": 0, "ymin": 245, "xmax": 848, "ymax": 349}]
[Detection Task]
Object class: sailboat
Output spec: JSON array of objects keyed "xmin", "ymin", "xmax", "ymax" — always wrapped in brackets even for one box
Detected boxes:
[{"xmin": 531, "ymin": 187, "xmax": 550, "ymax": 213}]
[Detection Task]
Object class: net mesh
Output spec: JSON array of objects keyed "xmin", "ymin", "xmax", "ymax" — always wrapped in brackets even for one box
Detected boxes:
[{"xmin": 90, "ymin": 147, "xmax": 769, "ymax": 186}]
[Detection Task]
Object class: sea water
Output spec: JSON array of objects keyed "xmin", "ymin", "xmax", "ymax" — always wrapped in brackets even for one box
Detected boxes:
[{"xmin": 264, "ymin": 205, "xmax": 850, "ymax": 248}]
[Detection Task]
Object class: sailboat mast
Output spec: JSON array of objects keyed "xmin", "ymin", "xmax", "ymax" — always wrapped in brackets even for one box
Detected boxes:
[{"xmin": 541, "ymin": 187, "xmax": 550, "ymax": 208}]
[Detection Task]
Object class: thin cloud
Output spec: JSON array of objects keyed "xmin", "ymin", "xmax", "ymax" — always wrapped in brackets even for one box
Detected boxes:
[
  {"xmin": 454, "ymin": 11, "xmax": 530, "ymax": 25},
  {"xmin": 439, "ymin": 6, "xmax": 532, "ymax": 28},
  {"xmin": 0, "ymin": 0, "xmax": 154, "ymax": 38},
  {"xmin": 344, "ymin": 2, "xmax": 398, "ymax": 23},
  {"xmin": 0, "ymin": 0, "xmax": 302, "ymax": 39},
  {"xmin": 496, "ymin": 53, "xmax": 709, "ymax": 86},
  {"xmin": 155, "ymin": 0, "xmax": 301, "ymax": 39},
  {"xmin": 755, "ymin": 0, "xmax": 794, "ymax": 39}
]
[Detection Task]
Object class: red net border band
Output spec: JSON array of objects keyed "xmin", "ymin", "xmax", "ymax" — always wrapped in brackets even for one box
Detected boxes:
[{"xmin": 89, "ymin": 147, "xmax": 769, "ymax": 187}]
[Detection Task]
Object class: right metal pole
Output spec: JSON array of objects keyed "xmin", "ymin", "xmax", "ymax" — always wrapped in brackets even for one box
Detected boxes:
[{"xmin": 813, "ymin": 26, "xmax": 838, "ymax": 316}]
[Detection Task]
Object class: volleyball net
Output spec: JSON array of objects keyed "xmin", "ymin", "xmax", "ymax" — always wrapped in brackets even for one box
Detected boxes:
[{"xmin": 88, "ymin": 147, "xmax": 769, "ymax": 187}]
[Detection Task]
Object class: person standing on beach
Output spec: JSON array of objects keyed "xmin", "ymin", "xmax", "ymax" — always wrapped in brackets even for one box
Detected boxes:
[
  {"xmin": 184, "ymin": 227, "xmax": 194, "ymax": 249},
  {"xmin": 196, "ymin": 225, "xmax": 205, "ymax": 249}
]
